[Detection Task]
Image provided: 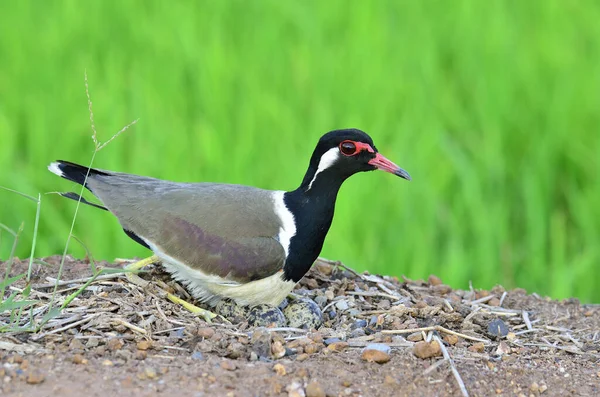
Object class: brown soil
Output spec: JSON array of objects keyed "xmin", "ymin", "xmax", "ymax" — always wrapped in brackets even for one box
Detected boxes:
[{"xmin": 1, "ymin": 256, "xmax": 599, "ymax": 397}]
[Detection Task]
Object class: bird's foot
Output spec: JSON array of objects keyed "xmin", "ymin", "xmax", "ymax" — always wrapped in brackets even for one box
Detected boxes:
[{"xmin": 166, "ymin": 293, "xmax": 218, "ymax": 323}]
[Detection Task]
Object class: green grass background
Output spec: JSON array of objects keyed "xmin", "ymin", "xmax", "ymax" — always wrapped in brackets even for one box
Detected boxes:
[{"xmin": 1, "ymin": 1, "xmax": 598, "ymax": 302}]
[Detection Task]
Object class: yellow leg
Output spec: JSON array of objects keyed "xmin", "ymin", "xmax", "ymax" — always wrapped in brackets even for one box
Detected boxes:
[
  {"xmin": 123, "ymin": 255, "xmax": 217, "ymax": 323},
  {"xmin": 166, "ymin": 293, "xmax": 217, "ymax": 322}
]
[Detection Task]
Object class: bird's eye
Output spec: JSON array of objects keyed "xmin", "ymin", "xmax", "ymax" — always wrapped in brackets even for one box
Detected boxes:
[{"xmin": 339, "ymin": 141, "xmax": 358, "ymax": 156}]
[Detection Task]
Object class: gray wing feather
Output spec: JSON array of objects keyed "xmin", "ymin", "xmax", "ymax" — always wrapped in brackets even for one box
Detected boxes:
[{"xmin": 86, "ymin": 172, "xmax": 286, "ymax": 282}]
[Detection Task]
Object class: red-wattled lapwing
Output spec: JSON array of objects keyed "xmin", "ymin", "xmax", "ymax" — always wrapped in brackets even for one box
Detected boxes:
[{"xmin": 48, "ymin": 129, "xmax": 410, "ymax": 324}]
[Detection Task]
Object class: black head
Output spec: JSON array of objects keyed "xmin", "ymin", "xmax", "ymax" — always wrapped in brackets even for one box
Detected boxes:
[{"xmin": 299, "ymin": 128, "xmax": 411, "ymax": 191}]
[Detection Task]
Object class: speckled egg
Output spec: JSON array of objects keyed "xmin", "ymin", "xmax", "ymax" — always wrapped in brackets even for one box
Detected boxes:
[
  {"xmin": 283, "ymin": 298, "xmax": 323, "ymax": 329},
  {"xmin": 247, "ymin": 304, "xmax": 287, "ymax": 327},
  {"xmin": 215, "ymin": 299, "xmax": 248, "ymax": 323}
]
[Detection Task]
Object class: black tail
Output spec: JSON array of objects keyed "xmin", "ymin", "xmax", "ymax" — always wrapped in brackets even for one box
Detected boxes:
[
  {"xmin": 48, "ymin": 160, "xmax": 109, "ymax": 188},
  {"xmin": 48, "ymin": 160, "xmax": 109, "ymax": 211}
]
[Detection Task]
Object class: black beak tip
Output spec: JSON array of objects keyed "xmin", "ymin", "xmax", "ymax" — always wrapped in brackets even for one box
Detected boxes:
[{"xmin": 395, "ymin": 168, "xmax": 411, "ymax": 181}]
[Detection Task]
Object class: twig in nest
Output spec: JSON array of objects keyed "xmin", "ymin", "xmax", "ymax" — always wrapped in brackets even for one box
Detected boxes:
[
  {"xmin": 422, "ymin": 357, "xmax": 449, "ymax": 375},
  {"xmin": 522, "ymin": 310, "xmax": 533, "ymax": 331},
  {"xmin": 433, "ymin": 334, "xmax": 469, "ymax": 397},
  {"xmin": 113, "ymin": 318, "xmax": 147, "ymax": 335},
  {"xmin": 498, "ymin": 291, "xmax": 508, "ymax": 307},
  {"xmin": 381, "ymin": 325, "xmax": 489, "ymax": 344},
  {"xmin": 32, "ymin": 313, "xmax": 101, "ymax": 340}
]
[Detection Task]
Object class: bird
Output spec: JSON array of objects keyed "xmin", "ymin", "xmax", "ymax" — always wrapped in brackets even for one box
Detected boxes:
[{"xmin": 48, "ymin": 128, "xmax": 410, "ymax": 312}]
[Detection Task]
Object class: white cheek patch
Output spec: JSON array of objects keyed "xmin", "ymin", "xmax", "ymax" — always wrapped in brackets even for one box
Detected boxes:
[{"xmin": 307, "ymin": 148, "xmax": 340, "ymax": 190}]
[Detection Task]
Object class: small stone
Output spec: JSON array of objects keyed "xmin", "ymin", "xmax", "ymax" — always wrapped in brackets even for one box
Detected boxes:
[
  {"xmin": 468, "ymin": 342, "xmax": 486, "ymax": 353},
  {"xmin": 86, "ymin": 338, "xmax": 99, "ymax": 348},
  {"xmin": 313, "ymin": 295, "xmax": 327, "ymax": 306},
  {"xmin": 286, "ymin": 381, "xmax": 305, "ymax": 397},
  {"xmin": 220, "ymin": 360, "xmax": 237, "ymax": 371},
  {"xmin": 297, "ymin": 353, "xmax": 309, "ymax": 361},
  {"xmin": 191, "ymin": 351, "xmax": 204, "ymax": 360},
  {"xmin": 69, "ymin": 339, "xmax": 85, "ymax": 350},
  {"xmin": 12, "ymin": 354, "xmax": 24, "ymax": 364},
  {"xmin": 487, "ymin": 319, "xmax": 509, "ymax": 338},
  {"xmin": 323, "ymin": 337, "xmax": 341, "ymax": 346},
  {"xmin": 134, "ymin": 350, "xmax": 147, "ymax": 360},
  {"xmin": 377, "ymin": 299, "xmax": 391, "ymax": 310},
  {"xmin": 428, "ymin": 275, "xmax": 442, "ymax": 286},
  {"xmin": 107, "ymin": 338, "xmax": 123, "ymax": 351},
  {"xmin": 488, "ymin": 297, "xmax": 501, "ymax": 307},
  {"xmin": 102, "ymin": 359, "xmax": 113, "ymax": 366},
  {"xmin": 144, "ymin": 367, "xmax": 158, "ymax": 379},
  {"xmin": 327, "ymin": 342, "xmax": 348, "ymax": 352},
  {"xmin": 251, "ymin": 327, "xmax": 273, "ymax": 359},
  {"xmin": 383, "ymin": 375, "xmax": 397, "ymax": 386},
  {"xmin": 361, "ymin": 349, "xmax": 390, "ymax": 364},
  {"xmin": 433, "ymin": 284, "xmax": 452, "ymax": 294},
  {"xmin": 272, "ymin": 341, "xmax": 286, "ymax": 359},
  {"xmin": 335, "ymin": 300, "xmax": 349, "ymax": 311},
  {"xmin": 136, "ymin": 340, "xmax": 152, "ymax": 351},
  {"xmin": 72, "ymin": 354, "xmax": 87, "ymax": 364},
  {"xmin": 364, "ymin": 343, "xmax": 391, "ymax": 355},
  {"xmin": 444, "ymin": 334, "xmax": 459, "ymax": 345},
  {"xmin": 350, "ymin": 319, "xmax": 367, "ymax": 329},
  {"xmin": 324, "ymin": 290, "xmax": 335, "ymax": 301},
  {"xmin": 314, "ymin": 261, "xmax": 333, "ymax": 276},
  {"xmin": 530, "ymin": 382, "xmax": 539, "ymax": 393},
  {"xmin": 273, "ymin": 363, "xmax": 286, "ymax": 376},
  {"xmin": 506, "ymin": 332, "xmax": 517, "ymax": 342},
  {"xmin": 306, "ymin": 380, "xmax": 326, "ymax": 397},
  {"xmin": 26, "ymin": 371, "xmax": 45, "ymax": 384},
  {"xmin": 197, "ymin": 326, "xmax": 215, "ymax": 339},
  {"xmin": 496, "ymin": 341, "xmax": 511, "ymax": 355},
  {"xmin": 304, "ymin": 344, "xmax": 320, "ymax": 354},
  {"xmin": 341, "ymin": 379, "xmax": 352, "ymax": 387},
  {"xmin": 413, "ymin": 341, "xmax": 442, "ymax": 359},
  {"xmin": 407, "ymin": 332, "xmax": 423, "ymax": 342},
  {"xmin": 539, "ymin": 384, "xmax": 547, "ymax": 393}
]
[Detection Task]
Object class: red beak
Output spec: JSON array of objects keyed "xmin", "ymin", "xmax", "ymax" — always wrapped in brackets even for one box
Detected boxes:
[{"xmin": 368, "ymin": 153, "xmax": 411, "ymax": 181}]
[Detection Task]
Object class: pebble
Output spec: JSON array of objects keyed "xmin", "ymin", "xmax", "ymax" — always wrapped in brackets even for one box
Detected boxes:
[
  {"xmin": 468, "ymin": 342, "xmax": 486, "ymax": 353},
  {"xmin": 251, "ymin": 328, "xmax": 272, "ymax": 359},
  {"xmin": 444, "ymin": 334, "xmax": 459, "ymax": 345},
  {"xmin": 191, "ymin": 351, "xmax": 204, "ymax": 360},
  {"xmin": 286, "ymin": 381, "xmax": 305, "ymax": 397},
  {"xmin": 314, "ymin": 295, "xmax": 327, "ymax": 306},
  {"xmin": 134, "ymin": 350, "xmax": 147, "ymax": 360},
  {"xmin": 361, "ymin": 349, "xmax": 391, "ymax": 364},
  {"xmin": 220, "ymin": 360, "xmax": 237, "ymax": 371},
  {"xmin": 26, "ymin": 370, "xmax": 45, "ymax": 384},
  {"xmin": 407, "ymin": 332, "xmax": 423, "ymax": 342},
  {"xmin": 273, "ymin": 363, "xmax": 286, "ymax": 376},
  {"xmin": 144, "ymin": 367, "xmax": 158, "ymax": 379},
  {"xmin": 335, "ymin": 300, "xmax": 349, "ymax": 311},
  {"xmin": 296, "ymin": 353, "xmax": 309, "ymax": 361},
  {"xmin": 271, "ymin": 341, "xmax": 286, "ymax": 359},
  {"xmin": 495, "ymin": 341, "xmax": 511, "ymax": 355},
  {"xmin": 327, "ymin": 342, "xmax": 349, "ymax": 352},
  {"xmin": 107, "ymin": 338, "xmax": 123, "ymax": 351},
  {"xmin": 304, "ymin": 344, "xmax": 320, "ymax": 354},
  {"xmin": 324, "ymin": 290, "xmax": 335, "ymax": 301},
  {"xmin": 428, "ymin": 275, "xmax": 443, "ymax": 286},
  {"xmin": 488, "ymin": 297, "xmax": 501, "ymax": 306},
  {"xmin": 102, "ymin": 359, "xmax": 113, "ymax": 366},
  {"xmin": 306, "ymin": 380, "xmax": 326, "ymax": 397},
  {"xmin": 69, "ymin": 339, "xmax": 85, "ymax": 350},
  {"xmin": 196, "ymin": 326, "xmax": 215, "ymax": 339},
  {"xmin": 413, "ymin": 341, "xmax": 441, "ymax": 359},
  {"xmin": 487, "ymin": 319, "xmax": 509, "ymax": 338},
  {"xmin": 72, "ymin": 354, "xmax": 87, "ymax": 364},
  {"xmin": 136, "ymin": 340, "xmax": 152, "ymax": 351},
  {"xmin": 323, "ymin": 337, "xmax": 341, "ymax": 346}
]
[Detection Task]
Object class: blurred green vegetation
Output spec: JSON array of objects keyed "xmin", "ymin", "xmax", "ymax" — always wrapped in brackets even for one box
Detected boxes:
[{"xmin": 0, "ymin": 1, "xmax": 598, "ymax": 302}]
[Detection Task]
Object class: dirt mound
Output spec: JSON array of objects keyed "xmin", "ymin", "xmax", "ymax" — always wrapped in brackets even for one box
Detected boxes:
[{"xmin": 1, "ymin": 256, "xmax": 599, "ymax": 396}]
